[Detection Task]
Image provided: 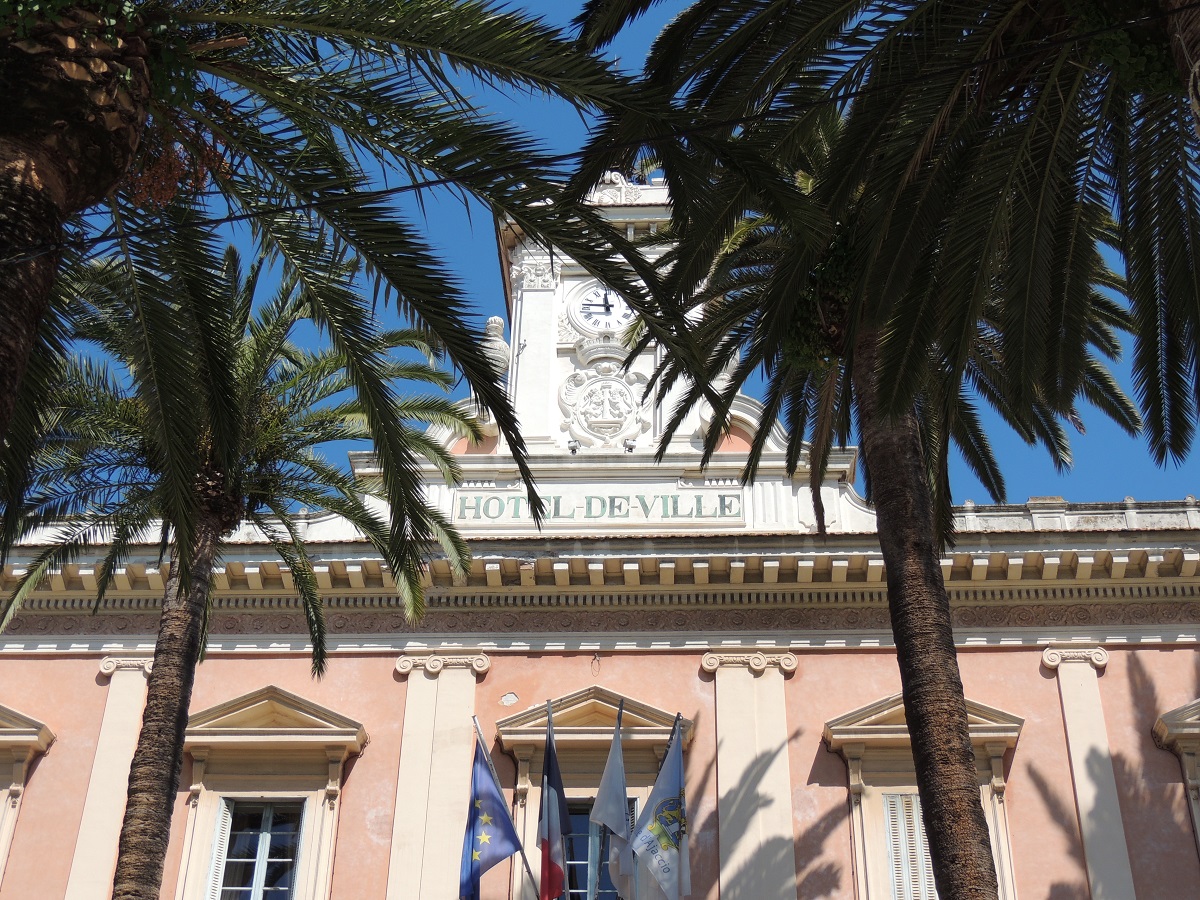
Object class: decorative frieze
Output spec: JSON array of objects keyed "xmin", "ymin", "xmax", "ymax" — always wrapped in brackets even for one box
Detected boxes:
[{"xmin": 10, "ymin": 593, "xmax": 1200, "ymax": 640}]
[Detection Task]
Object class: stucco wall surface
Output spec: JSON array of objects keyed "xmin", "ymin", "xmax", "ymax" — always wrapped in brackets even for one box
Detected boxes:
[{"xmin": 0, "ymin": 656, "xmax": 111, "ymax": 899}]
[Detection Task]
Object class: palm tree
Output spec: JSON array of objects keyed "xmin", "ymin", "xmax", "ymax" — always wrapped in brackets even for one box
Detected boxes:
[
  {"xmin": 569, "ymin": 11, "xmax": 1144, "ymax": 884},
  {"xmin": 0, "ymin": 235, "xmax": 476, "ymax": 900},
  {"xmin": 1, "ymin": 0, "xmax": 653, "ymax": 546}
]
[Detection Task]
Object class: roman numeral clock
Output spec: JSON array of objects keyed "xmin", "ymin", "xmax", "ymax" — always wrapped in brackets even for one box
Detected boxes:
[{"xmin": 557, "ymin": 279, "xmax": 651, "ymax": 451}]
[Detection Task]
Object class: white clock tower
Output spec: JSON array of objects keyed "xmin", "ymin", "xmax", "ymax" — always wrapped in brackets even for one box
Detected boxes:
[{"xmin": 499, "ymin": 172, "xmax": 677, "ymax": 456}]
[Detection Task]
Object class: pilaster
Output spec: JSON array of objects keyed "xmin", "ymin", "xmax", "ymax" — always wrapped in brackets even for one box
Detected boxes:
[
  {"xmin": 64, "ymin": 655, "xmax": 152, "ymax": 900},
  {"xmin": 1041, "ymin": 645, "xmax": 1136, "ymax": 899},
  {"xmin": 386, "ymin": 651, "xmax": 490, "ymax": 900},
  {"xmin": 701, "ymin": 650, "xmax": 798, "ymax": 898}
]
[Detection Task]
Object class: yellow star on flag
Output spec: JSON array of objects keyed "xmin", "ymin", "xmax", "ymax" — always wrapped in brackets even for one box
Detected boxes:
[
  {"xmin": 474, "ymin": 799, "xmax": 482, "ymax": 809},
  {"xmin": 477, "ymin": 830, "xmax": 491, "ymax": 844},
  {"xmin": 479, "ymin": 812, "xmax": 493, "ymax": 825},
  {"xmin": 472, "ymin": 850, "xmax": 481, "ymax": 861}
]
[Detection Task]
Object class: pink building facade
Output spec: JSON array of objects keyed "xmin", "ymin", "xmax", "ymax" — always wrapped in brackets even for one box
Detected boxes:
[{"xmin": 2, "ymin": 179, "xmax": 1199, "ymax": 898}]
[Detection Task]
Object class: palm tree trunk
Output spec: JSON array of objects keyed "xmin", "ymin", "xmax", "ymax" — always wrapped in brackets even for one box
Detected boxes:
[
  {"xmin": 111, "ymin": 512, "xmax": 221, "ymax": 900},
  {"xmin": 852, "ymin": 329, "xmax": 998, "ymax": 900},
  {"xmin": 1162, "ymin": 0, "xmax": 1200, "ymax": 134}
]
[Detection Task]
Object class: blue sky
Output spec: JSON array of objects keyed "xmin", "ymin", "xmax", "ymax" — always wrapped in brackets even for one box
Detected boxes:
[{"xmin": 409, "ymin": 0, "xmax": 1199, "ymax": 506}]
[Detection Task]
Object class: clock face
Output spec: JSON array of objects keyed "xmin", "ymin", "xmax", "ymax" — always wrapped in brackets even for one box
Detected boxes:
[{"xmin": 570, "ymin": 283, "xmax": 636, "ymax": 334}]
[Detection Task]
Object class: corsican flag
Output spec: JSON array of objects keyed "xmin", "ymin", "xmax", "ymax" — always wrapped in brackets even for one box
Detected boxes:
[
  {"xmin": 589, "ymin": 700, "xmax": 633, "ymax": 900},
  {"xmin": 631, "ymin": 714, "xmax": 690, "ymax": 899},
  {"xmin": 459, "ymin": 735, "xmax": 524, "ymax": 900},
  {"xmin": 538, "ymin": 702, "xmax": 571, "ymax": 900}
]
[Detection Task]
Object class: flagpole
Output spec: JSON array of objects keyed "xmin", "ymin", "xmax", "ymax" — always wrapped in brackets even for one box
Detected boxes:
[{"xmin": 472, "ymin": 716, "xmax": 540, "ymax": 898}]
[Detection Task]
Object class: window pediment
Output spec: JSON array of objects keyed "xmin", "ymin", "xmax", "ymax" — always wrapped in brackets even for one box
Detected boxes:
[
  {"xmin": 0, "ymin": 703, "xmax": 54, "ymax": 758},
  {"xmin": 496, "ymin": 685, "xmax": 692, "ymax": 756},
  {"xmin": 1154, "ymin": 697, "xmax": 1200, "ymax": 752},
  {"xmin": 824, "ymin": 692, "xmax": 1023, "ymax": 754},
  {"xmin": 184, "ymin": 686, "xmax": 365, "ymax": 756}
]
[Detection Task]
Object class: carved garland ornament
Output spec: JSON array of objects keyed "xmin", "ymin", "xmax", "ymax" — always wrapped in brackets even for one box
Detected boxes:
[
  {"xmin": 9, "ymin": 600, "xmax": 1200, "ymax": 637},
  {"xmin": 509, "ymin": 238, "xmax": 560, "ymax": 291}
]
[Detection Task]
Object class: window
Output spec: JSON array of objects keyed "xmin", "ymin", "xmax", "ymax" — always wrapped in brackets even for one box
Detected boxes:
[
  {"xmin": 564, "ymin": 801, "xmax": 638, "ymax": 899},
  {"xmin": 173, "ymin": 686, "xmax": 365, "ymax": 900},
  {"xmin": 824, "ymin": 693, "xmax": 1022, "ymax": 900},
  {"xmin": 882, "ymin": 794, "xmax": 936, "ymax": 900},
  {"xmin": 494, "ymin": 686, "xmax": 692, "ymax": 900},
  {"xmin": 213, "ymin": 801, "xmax": 304, "ymax": 900}
]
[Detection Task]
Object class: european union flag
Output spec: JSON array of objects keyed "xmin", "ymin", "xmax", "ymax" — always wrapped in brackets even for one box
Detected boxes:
[{"xmin": 460, "ymin": 737, "xmax": 523, "ymax": 899}]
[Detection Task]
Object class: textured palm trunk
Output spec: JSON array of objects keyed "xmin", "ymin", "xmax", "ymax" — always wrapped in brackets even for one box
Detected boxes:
[
  {"xmin": 0, "ymin": 9, "xmax": 150, "ymax": 442},
  {"xmin": 852, "ymin": 330, "xmax": 998, "ymax": 900},
  {"xmin": 111, "ymin": 512, "xmax": 221, "ymax": 900},
  {"xmin": 1162, "ymin": 0, "xmax": 1200, "ymax": 134}
]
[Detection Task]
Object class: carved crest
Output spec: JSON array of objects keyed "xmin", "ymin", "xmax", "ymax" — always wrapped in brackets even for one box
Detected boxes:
[{"xmin": 559, "ymin": 363, "xmax": 650, "ymax": 447}]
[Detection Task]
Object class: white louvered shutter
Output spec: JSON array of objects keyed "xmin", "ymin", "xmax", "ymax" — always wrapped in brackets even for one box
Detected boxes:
[
  {"xmin": 883, "ymin": 794, "xmax": 938, "ymax": 900},
  {"xmin": 206, "ymin": 799, "xmax": 234, "ymax": 900}
]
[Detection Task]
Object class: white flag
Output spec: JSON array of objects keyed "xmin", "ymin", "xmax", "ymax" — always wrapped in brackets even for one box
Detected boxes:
[
  {"xmin": 631, "ymin": 716, "xmax": 690, "ymax": 899},
  {"xmin": 590, "ymin": 701, "xmax": 633, "ymax": 899}
]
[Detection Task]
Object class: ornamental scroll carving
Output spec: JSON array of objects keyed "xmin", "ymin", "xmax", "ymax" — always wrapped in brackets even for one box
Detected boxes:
[
  {"xmin": 701, "ymin": 650, "xmax": 797, "ymax": 675},
  {"xmin": 395, "ymin": 652, "xmax": 491, "ymax": 677},
  {"xmin": 99, "ymin": 656, "xmax": 152, "ymax": 678},
  {"xmin": 589, "ymin": 171, "xmax": 643, "ymax": 206},
  {"xmin": 509, "ymin": 238, "xmax": 560, "ymax": 291},
  {"xmin": 1041, "ymin": 645, "xmax": 1109, "ymax": 670}
]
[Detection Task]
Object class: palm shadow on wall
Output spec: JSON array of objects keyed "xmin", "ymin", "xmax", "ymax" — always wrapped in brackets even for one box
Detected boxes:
[
  {"xmin": 691, "ymin": 730, "xmax": 846, "ymax": 900},
  {"xmin": 1028, "ymin": 651, "xmax": 1200, "ymax": 898}
]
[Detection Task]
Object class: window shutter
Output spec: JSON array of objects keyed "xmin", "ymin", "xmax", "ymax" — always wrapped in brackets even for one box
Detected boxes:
[
  {"xmin": 884, "ymin": 794, "xmax": 937, "ymax": 900},
  {"xmin": 206, "ymin": 799, "xmax": 234, "ymax": 900}
]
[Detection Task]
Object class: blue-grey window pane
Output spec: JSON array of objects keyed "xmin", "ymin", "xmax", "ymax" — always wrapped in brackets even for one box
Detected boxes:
[
  {"xmin": 221, "ymin": 861, "xmax": 257, "ymax": 888},
  {"xmin": 263, "ymin": 860, "xmax": 294, "ymax": 889},
  {"xmin": 269, "ymin": 830, "xmax": 300, "ymax": 857}
]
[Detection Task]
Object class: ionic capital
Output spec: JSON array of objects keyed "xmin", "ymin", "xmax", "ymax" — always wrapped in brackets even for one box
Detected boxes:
[
  {"xmin": 701, "ymin": 650, "xmax": 797, "ymax": 676},
  {"xmin": 98, "ymin": 656, "xmax": 153, "ymax": 679},
  {"xmin": 395, "ymin": 651, "xmax": 490, "ymax": 678},
  {"xmin": 1042, "ymin": 645, "xmax": 1108, "ymax": 671}
]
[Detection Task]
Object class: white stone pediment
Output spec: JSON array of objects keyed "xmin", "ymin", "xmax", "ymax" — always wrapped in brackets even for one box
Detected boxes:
[
  {"xmin": 185, "ymin": 686, "xmax": 365, "ymax": 754},
  {"xmin": 1154, "ymin": 698, "xmax": 1200, "ymax": 751},
  {"xmin": 0, "ymin": 703, "xmax": 54, "ymax": 755},
  {"xmin": 496, "ymin": 685, "xmax": 692, "ymax": 754},
  {"xmin": 824, "ymin": 692, "xmax": 1023, "ymax": 752}
]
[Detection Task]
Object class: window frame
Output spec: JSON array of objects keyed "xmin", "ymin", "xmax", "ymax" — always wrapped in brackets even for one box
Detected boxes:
[
  {"xmin": 211, "ymin": 799, "xmax": 305, "ymax": 900},
  {"xmin": 824, "ymin": 694, "xmax": 1023, "ymax": 900},
  {"xmin": 172, "ymin": 686, "xmax": 365, "ymax": 900}
]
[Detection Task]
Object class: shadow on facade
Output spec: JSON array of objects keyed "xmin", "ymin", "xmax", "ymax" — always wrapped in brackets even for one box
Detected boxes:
[
  {"xmin": 692, "ymin": 733, "xmax": 845, "ymax": 899},
  {"xmin": 1029, "ymin": 652, "xmax": 1200, "ymax": 898}
]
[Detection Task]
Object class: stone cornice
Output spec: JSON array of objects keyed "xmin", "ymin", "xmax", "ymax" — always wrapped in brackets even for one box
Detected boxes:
[
  {"xmin": 701, "ymin": 650, "xmax": 797, "ymax": 675},
  {"xmin": 1041, "ymin": 645, "xmax": 1109, "ymax": 670},
  {"xmin": 394, "ymin": 651, "xmax": 490, "ymax": 677}
]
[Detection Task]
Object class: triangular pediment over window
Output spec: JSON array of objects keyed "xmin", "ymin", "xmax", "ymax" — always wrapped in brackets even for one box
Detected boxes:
[
  {"xmin": 496, "ymin": 685, "xmax": 692, "ymax": 755},
  {"xmin": 0, "ymin": 702, "xmax": 54, "ymax": 756},
  {"xmin": 1154, "ymin": 697, "xmax": 1200, "ymax": 752},
  {"xmin": 184, "ymin": 686, "xmax": 365, "ymax": 754},
  {"xmin": 824, "ymin": 692, "xmax": 1023, "ymax": 752}
]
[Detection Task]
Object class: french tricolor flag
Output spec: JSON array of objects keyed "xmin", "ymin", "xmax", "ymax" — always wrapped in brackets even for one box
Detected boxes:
[{"xmin": 538, "ymin": 702, "xmax": 570, "ymax": 900}]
